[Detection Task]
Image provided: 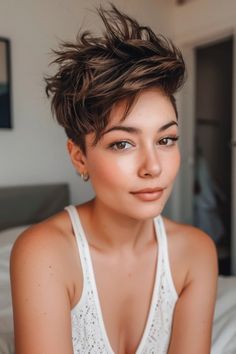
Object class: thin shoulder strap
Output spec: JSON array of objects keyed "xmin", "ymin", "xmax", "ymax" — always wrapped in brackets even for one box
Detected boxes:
[
  {"xmin": 157, "ymin": 215, "xmax": 178, "ymax": 300},
  {"xmin": 64, "ymin": 205, "xmax": 89, "ymax": 279}
]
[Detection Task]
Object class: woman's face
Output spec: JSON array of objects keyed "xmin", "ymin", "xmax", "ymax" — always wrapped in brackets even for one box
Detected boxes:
[{"xmin": 76, "ymin": 88, "xmax": 180, "ymax": 220}]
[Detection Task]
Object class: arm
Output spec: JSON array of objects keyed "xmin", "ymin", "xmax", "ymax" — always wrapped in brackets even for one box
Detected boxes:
[
  {"xmin": 10, "ymin": 224, "xmax": 74, "ymax": 354},
  {"xmin": 168, "ymin": 229, "xmax": 218, "ymax": 354}
]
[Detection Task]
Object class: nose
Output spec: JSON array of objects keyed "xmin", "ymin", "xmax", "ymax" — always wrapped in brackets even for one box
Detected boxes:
[{"xmin": 138, "ymin": 146, "xmax": 162, "ymax": 178}]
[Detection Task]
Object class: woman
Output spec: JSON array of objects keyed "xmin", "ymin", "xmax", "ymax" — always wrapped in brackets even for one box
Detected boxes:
[{"xmin": 10, "ymin": 4, "xmax": 218, "ymax": 354}]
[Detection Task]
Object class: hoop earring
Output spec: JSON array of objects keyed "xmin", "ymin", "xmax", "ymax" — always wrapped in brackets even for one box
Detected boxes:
[{"xmin": 81, "ymin": 172, "xmax": 89, "ymax": 182}]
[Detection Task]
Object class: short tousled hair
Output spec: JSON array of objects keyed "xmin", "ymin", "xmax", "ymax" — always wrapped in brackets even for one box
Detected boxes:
[{"xmin": 45, "ymin": 3, "xmax": 186, "ymax": 155}]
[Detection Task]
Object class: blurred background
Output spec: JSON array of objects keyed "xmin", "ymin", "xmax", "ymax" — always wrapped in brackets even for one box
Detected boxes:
[{"xmin": 0, "ymin": 0, "xmax": 236, "ymax": 275}]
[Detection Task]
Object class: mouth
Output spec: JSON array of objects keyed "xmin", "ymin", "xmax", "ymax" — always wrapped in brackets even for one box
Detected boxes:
[
  {"xmin": 130, "ymin": 188, "xmax": 164, "ymax": 202},
  {"xmin": 131, "ymin": 187, "xmax": 164, "ymax": 194}
]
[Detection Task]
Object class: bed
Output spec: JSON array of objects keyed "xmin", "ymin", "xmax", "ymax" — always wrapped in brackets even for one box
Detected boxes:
[{"xmin": 0, "ymin": 184, "xmax": 236, "ymax": 354}]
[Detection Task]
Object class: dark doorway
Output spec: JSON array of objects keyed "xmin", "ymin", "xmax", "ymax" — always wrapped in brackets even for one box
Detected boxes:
[{"xmin": 193, "ymin": 36, "xmax": 233, "ymax": 275}]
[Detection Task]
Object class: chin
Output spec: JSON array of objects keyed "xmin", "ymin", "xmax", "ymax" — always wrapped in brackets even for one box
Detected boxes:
[
  {"xmin": 120, "ymin": 202, "xmax": 166, "ymax": 221},
  {"xmin": 139, "ymin": 206, "xmax": 165, "ymax": 220},
  {"xmin": 123, "ymin": 192, "xmax": 170, "ymax": 220}
]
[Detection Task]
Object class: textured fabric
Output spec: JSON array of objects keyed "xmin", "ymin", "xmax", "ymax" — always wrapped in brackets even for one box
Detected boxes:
[
  {"xmin": 65, "ymin": 205, "xmax": 178, "ymax": 354},
  {"xmin": 0, "ymin": 184, "xmax": 69, "ymax": 231}
]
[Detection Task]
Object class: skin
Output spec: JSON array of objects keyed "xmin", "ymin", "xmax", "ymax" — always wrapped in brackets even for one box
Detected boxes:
[{"xmin": 10, "ymin": 88, "xmax": 218, "ymax": 354}]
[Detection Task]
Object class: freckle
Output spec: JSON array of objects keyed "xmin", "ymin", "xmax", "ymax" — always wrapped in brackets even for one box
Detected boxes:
[{"xmin": 49, "ymin": 265, "xmax": 52, "ymax": 269}]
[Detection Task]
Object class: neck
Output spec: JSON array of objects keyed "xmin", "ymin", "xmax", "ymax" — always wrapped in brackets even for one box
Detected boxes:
[{"xmin": 81, "ymin": 198, "xmax": 156, "ymax": 254}]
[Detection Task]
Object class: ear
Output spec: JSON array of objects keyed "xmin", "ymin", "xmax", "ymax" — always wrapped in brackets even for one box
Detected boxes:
[{"xmin": 67, "ymin": 139, "xmax": 87, "ymax": 174}]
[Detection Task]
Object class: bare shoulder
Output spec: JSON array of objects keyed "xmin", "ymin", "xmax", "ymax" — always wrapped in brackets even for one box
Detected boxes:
[
  {"xmin": 10, "ymin": 210, "xmax": 78, "ymax": 301},
  {"xmin": 163, "ymin": 216, "xmax": 218, "ymax": 253},
  {"xmin": 165, "ymin": 219, "xmax": 219, "ymax": 353},
  {"xmin": 162, "ymin": 216, "xmax": 218, "ymax": 291},
  {"xmin": 11, "ymin": 210, "xmax": 73, "ymax": 261},
  {"xmin": 10, "ymin": 211, "xmax": 80, "ymax": 354}
]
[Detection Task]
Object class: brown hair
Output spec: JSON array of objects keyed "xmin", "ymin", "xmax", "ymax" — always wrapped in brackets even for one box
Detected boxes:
[{"xmin": 45, "ymin": 3, "xmax": 186, "ymax": 155}]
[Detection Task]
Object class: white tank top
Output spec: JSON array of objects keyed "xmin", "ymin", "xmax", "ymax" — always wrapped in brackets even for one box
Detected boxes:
[{"xmin": 65, "ymin": 205, "xmax": 178, "ymax": 354}]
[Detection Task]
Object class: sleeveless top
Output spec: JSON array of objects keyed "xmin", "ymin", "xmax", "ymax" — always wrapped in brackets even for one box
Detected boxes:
[{"xmin": 65, "ymin": 205, "xmax": 178, "ymax": 354}]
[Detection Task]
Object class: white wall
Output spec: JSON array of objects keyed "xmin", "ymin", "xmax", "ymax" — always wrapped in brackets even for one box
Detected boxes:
[
  {"xmin": 0, "ymin": 0, "xmax": 170, "ymax": 205},
  {"xmin": 170, "ymin": 0, "xmax": 236, "ymax": 43}
]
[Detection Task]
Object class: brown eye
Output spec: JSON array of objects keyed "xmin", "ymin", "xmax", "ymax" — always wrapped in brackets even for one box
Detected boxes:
[
  {"xmin": 159, "ymin": 136, "xmax": 179, "ymax": 146},
  {"xmin": 109, "ymin": 141, "xmax": 133, "ymax": 151},
  {"xmin": 160, "ymin": 138, "xmax": 169, "ymax": 145},
  {"xmin": 116, "ymin": 142, "xmax": 127, "ymax": 149}
]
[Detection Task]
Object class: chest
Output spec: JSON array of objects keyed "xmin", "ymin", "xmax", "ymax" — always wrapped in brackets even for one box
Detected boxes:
[
  {"xmin": 92, "ymin": 247, "xmax": 157, "ymax": 353},
  {"xmin": 71, "ymin": 241, "xmax": 183, "ymax": 354}
]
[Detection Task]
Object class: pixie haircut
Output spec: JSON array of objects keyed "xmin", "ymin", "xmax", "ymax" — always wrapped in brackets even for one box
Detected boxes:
[{"xmin": 45, "ymin": 4, "xmax": 186, "ymax": 155}]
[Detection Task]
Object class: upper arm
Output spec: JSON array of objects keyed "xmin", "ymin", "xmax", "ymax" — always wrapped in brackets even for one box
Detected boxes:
[
  {"xmin": 10, "ymin": 225, "xmax": 74, "ymax": 354},
  {"xmin": 168, "ymin": 229, "xmax": 218, "ymax": 354}
]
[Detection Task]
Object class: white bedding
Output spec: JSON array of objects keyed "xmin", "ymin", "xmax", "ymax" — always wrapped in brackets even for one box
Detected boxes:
[
  {"xmin": 211, "ymin": 276, "xmax": 236, "ymax": 354},
  {"xmin": 0, "ymin": 225, "xmax": 28, "ymax": 354},
  {"xmin": 0, "ymin": 226, "xmax": 236, "ymax": 354}
]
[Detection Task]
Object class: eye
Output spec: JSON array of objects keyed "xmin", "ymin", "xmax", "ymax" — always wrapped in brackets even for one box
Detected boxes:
[
  {"xmin": 108, "ymin": 140, "xmax": 133, "ymax": 151},
  {"xmin": 159, "ymin": 136, "xmax": 179, "ymax": 146}
]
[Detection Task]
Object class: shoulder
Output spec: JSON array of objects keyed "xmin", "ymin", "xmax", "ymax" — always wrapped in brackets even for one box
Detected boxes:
[
  {"xmin": 10, "ymin": 210, "xmax": 80, "ymax": 353},
  {"xmin": 10, "ymin": 210, "xmax": 77, "ymax": 296},
  {"xmin": 162, "ymin": 216, "xmax": 218, "ymax": 290},
  {"xmin": 165, "ymin": 219, "xmax": 219, "ymax": 353},
  {"xmin": 163, "ymin": 216, "xmax": 217, "ymax": 253},
  {"xmin": 11, "ymin": 210, "xmax": 73, "ymax": 261}
]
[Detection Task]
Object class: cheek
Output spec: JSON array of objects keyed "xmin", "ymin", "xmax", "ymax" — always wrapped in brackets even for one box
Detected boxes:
[
  {"xmin": 87, "ymin": 154, "xmax": 131, "ymax": 186},
  {"xmin": 176, "ymin": 149, "xmax": 181, "ymax": 171},
  {"xmin": 164, "ymin": 149, "xmax": 181, "ymax": 181}
]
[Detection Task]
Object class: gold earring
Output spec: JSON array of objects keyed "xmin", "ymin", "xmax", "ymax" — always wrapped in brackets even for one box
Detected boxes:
[{"xmin": 80, "ymin": 172, "xmax": 89, "ymax": 182}]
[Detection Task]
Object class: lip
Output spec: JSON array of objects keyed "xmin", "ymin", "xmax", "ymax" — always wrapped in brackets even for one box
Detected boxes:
[
  {"xmin": 130, "ymin": 188, "xmax": 164, "ymax": 202},
  {"xmin": 131, "ymin": 187, "xmax": 164, "ymax": 193}
]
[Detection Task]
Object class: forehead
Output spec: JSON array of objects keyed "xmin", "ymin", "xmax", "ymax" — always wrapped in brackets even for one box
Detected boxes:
[
  {"xmin": 85, "ymin": 88, "xmax": 177, "ymax": 148},
  {"xmin": 108, "ymin": 88, "xmax": 176, "ymax": 128}
]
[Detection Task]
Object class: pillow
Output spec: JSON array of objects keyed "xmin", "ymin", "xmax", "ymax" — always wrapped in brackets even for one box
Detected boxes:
[{"xmin": 0, "ymin": 225, "xmax": 29, "ymax": 333}]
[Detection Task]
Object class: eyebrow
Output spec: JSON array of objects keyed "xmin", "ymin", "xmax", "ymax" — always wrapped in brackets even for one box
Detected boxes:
[{"xmin": 101, "ymin": 120, "xmax": 178, "ymax": 136}]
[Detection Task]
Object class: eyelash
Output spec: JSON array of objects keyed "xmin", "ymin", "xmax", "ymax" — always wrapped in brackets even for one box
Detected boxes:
[{"xmin": 107, "ymin": 136, "xmax": 180, "ymax": 151}]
